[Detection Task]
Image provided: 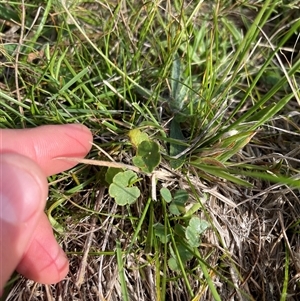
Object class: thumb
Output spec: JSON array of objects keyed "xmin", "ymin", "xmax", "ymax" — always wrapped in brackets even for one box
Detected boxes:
[{"xmin": 0, "ymin": 153, "xmax": 48, "ymax": 290}]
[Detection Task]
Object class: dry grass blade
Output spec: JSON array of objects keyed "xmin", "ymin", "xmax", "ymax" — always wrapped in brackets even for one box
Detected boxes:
[
  {"xmin": 1, "ymin": 0, "xmax": 300, "ymax": 300},
  {"xmin": 75, "ymin": 188, "xmax": 105, "ymax": 288}
]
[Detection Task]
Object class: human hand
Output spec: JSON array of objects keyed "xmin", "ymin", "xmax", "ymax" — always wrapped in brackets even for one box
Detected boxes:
[{"xmin": 0, "ymin": 124, "xmax": 93, "ymax": 294}]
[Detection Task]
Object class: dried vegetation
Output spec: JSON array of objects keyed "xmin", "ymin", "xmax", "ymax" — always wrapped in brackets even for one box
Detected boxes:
[{"xmin": 1, "ymin": 0, "xmax": 300, "ymax": 300}]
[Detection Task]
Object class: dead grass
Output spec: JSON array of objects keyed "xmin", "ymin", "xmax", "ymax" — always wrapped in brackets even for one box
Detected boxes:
[
  {"xmin": 5, "ymin": 110, "xmax": 300, "ymax": 301},
  {"xmin": 2, "ymin": 0, "xmax": 300, "ymax": 300}
]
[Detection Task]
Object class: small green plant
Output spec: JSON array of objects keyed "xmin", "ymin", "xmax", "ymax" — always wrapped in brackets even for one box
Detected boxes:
[
  {"xmin": 3, "ymin": 0, "xmax": 300, "ymax": 300},
  {"xmin": 107, "ymin": 128, "xmax": 161, "ymax": 204},
  {"xmin": 154, "ymin": 188, "xmax": 210, "ymax": 271},
  {"xmin": 185, "ymin": 216, "xmax": 210, "ymax": 248},
  {"xmin": 105, "ymin": 123, "xmax": 211, "ymax": 272},
  {"xmin": 108, "ymin": 170, "xmax": 141, "ymax": 205},
  {"xmin": 132, "ymin": 140, "xmax": 161, "ymax": 173},
  {"xmin": 129, "ymin": 129, "xmax": 161, "ymax": 169},
  {"xmin": 159, "ymin": 187, "xmax": 172, "ymax": 203}
]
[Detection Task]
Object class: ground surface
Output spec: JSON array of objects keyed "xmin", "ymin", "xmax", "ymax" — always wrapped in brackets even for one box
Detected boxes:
[{"xmin": 1, "ymin": 1, "xmax": 300, "ymax": 300}]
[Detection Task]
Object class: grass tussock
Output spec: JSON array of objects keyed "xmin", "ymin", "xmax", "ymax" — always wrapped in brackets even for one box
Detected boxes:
[{"xmin": 1, "ymin": 0, "xmax": 300, "ymax": 300}]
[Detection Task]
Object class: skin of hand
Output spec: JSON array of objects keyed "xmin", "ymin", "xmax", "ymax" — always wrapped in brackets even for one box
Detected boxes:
[{"xmin": 0, "ymin": 124, "xmax": 93, "ymax": 295}]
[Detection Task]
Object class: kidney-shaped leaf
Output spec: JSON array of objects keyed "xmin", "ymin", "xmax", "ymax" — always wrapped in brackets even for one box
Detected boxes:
[
  {"xmin": 109, "ymin": 170, "xmax": 140, "ymax": 205},
  {"xmin": 185, "ymin": 217, "xmax": 210, "ymax": 248},
  {"xmin": 133, "ymin": 140, "xmax": 161, "ymax": 173}
]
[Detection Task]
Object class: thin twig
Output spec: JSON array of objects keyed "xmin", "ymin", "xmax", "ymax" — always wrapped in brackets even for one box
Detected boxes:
[{"xmin": 56, "ymin": 157, "xmax": 140, "ymax": 172}]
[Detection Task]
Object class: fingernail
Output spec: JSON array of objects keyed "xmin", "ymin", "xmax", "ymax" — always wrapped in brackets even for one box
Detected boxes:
[{"xmin": 0, "ymin": 162, "xmax": 43, "ymax": 225}]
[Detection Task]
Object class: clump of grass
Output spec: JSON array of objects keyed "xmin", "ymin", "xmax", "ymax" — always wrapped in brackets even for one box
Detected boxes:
[{"xmin": 1, "ymin": 0, "xmax": 300, "ymax": 300}]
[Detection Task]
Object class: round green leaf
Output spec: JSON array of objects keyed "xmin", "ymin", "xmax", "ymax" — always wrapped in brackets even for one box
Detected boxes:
[
  {"xmin": 133, "ymin": 140, "xmax": 161, "ymax": 173},
  {"xmin": 189, "ymin": 217, "xmax": 210, "ymax": 235},
  {"xmin": 185, "ymin": 217, "xmax": 210, "ymax": 248},
  {"xmin": 128, "ymin": 128, "xmax": 149, "ymax": 148},
  {"xmin": 160, "ymin": 187, "xmax": 172, "ymax": 203},
  {"xmin": 185, "ymin": 226, "xmax": 200, "ymax": 247},
  {"xmin": 168, "ymin": 257, "xmax": 179, "ymax": 271},
  {"xmin": 113, "ymin": 170, "xmax": 137, "ymax": 186},
  {"xmin": 169, "ymin": 202, "xmax": 181, "ymax": 216},
  {"xmin": 108, "ymin": 170, "xmax": 140, "ymax": 205},
  {"xmin": 109, "ymin": 183, "xmax": 140, "ymax": 205}
]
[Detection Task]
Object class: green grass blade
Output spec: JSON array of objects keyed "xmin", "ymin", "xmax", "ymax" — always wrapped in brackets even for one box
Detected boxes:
[
  {"xmin": 116, "ymin": 241, "xmax": 130, "ymax": 301},
  {"xmin": 280, "ymin": 246, "xmax": 289, "ymax": 301}
]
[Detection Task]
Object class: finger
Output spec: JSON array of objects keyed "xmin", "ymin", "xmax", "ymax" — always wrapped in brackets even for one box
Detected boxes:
[
  {"xmin": 0, "ymin": 124, "xmax": 93, "ymax": 176},
  {"xmin": 0, "ymin": 154, "xmax": 48, "ymax": 290},
  {"xmin": 16, "ymin": 213, "xmax": 69, "ymax": 284}
]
